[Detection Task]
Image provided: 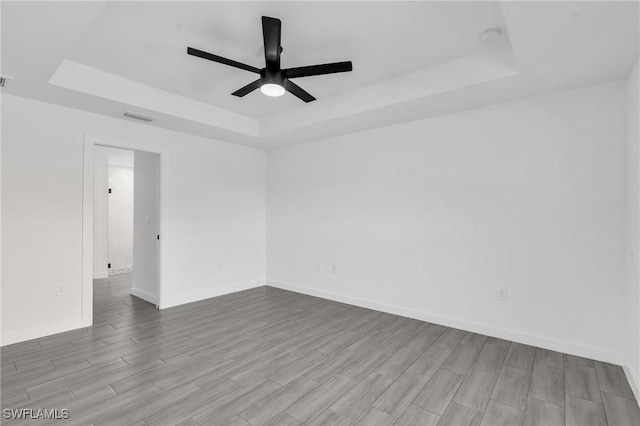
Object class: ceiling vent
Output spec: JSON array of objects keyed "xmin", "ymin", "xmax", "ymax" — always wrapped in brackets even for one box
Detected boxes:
[
  {"xmin": 0, "ymin": 76, "xmax": 12, "ymax": 89},
  {"xmin": 123, "ymin": 112, "xmax": 155, "ymax": 122}
]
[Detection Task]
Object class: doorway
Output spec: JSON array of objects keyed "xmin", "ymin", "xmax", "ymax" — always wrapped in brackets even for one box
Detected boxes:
[{"xmin": 92, "ymin": 145, "xmax": 161, "ymax": 307}]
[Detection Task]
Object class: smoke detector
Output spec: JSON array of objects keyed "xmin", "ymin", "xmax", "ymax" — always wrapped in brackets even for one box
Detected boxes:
[
  {"xmin": 0, "ymin": 76, "xmax": 12, "ymax": 89},
  {"xmin": 123, "ymin": 111, "xmax": 155, "ymax": 122},
  {"xmin": 479, "ymin": 28, "xmax": 502, "ymax": 44}
]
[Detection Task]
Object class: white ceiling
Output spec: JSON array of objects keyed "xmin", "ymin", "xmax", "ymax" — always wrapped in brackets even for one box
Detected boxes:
[
  {"xmin": 1, "ymin": 1, "xmax": 638, "ymax": 149},
  {"xmin": 69, "ymin": 1, "xmax": 508, "ymax": 118}
]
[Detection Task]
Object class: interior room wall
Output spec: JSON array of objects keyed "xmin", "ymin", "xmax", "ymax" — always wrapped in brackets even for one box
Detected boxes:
[
  {"xmin": 1, "ymin": 94, "xmax": 266, "ymax": 345},
  {"xmin": 626, "ymin": 58, "xmax": 640, "ymax": 399},
  {"xmin": 108, "ymin": 158, "xmax": 134, "ymax": 276},
  {"xmin": 266, "ymin": 81, "xmax": 627, "ymax": 364}
]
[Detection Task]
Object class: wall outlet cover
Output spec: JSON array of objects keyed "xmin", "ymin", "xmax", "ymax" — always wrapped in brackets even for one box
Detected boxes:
[{"xmin": 497, "ymin": 288, "xmax": 508, "ymax": 301}]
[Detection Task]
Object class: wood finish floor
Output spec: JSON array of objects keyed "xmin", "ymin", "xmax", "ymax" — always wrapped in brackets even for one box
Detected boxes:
[{"xmin": 2, "ymin": 274, "xmax": 639, "ymax": 426}]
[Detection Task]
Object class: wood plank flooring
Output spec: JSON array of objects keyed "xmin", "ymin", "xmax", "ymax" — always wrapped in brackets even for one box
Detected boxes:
[{"xmin": 1, "ymin": 274, "xmax": 639, "ymax": 425}]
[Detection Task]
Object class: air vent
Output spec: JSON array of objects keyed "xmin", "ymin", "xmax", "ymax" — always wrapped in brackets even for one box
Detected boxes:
[
  {"xmin": 123, "ymin": 112, "xmax": 155, "ymax": 122},
  {"xmin": 0, "ymin": 76, "xmax": 12, "ymax": 89}
]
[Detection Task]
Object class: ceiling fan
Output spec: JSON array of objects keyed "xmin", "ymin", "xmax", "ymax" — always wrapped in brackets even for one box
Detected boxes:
[{"xmin": 187, "ymin": 16, "xmax": 353, "ymax": 103}]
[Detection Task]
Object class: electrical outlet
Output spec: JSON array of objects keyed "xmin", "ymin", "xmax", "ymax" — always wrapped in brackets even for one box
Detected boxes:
[
  {"xmin": 330, "ymin": 265, "xmax": 337, "ymax": 274},
  {"xmin": 56, "ymin": 285, "xmax": 64, "ymax": 296},
  {"xmin": 497, "ymin": 288, "xmax": 508, "ymax": 301},
  {"xmin": 314, "ymin": 262, "xmax": 321, "ymax": 273}
]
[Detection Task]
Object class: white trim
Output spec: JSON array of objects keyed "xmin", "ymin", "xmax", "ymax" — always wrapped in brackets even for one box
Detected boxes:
[
  {"xmin": 94, "ymin": 271, "xmax": 109, "ymax": 279},
  {"xmin": 162, "ymin": 281, "xmax": 265, "ymax": 309},
  {"xmin": 131, "ymin": 287, "xmax": 158, "ymax": 305},
  {"xmin": 624, "ymin": 363, "xmax": 640, "ymax": 404},
  {"xmin": 267, "ymin": 279, "xmax": 623, "ymax": 365},
  {"xmin": 1, "ymin": 318, "xmax": 91, "ymax": 347},
  {"xmin": 155, "ymin": 152, "xmax": 163, "ymax": 309},
  {"xmin": 81, "ymin": 135, "xmax": 94, "ymax": 327}
]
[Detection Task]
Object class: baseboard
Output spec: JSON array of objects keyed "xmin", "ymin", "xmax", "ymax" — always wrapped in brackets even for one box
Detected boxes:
[
  {"xmin": 623, "ymin": 363, "xmax": 640, "ymax": 404},
  {"xmin": 1, "ymin": 318, "xmax": 91, "ymax": 347},
  {"xmin": 109, "ymin": 267, "xmax": 133, "ymax": 276},
  {"xmin": 131, "ymin": 287, "xmax": 157, "ymax": 305},
  {"xmin": 2, "ymin": 282, "xmax": 265, "ymax": 345},
  {"xmin": 161, "ymin": 280, "xmax": 265, "ymax": 309},
  {"xmin": 93, "ymin": 271, "xmax": 109, "ymax": 279},
  {"xmin": 267, "ymin": 279, "xmax": 623, "ymax": 365}
]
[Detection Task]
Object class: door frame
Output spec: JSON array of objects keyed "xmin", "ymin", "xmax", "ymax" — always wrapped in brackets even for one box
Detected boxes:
[{"xmin": 82, "ymin": 133, "xmax": 164, "ymax": 325}]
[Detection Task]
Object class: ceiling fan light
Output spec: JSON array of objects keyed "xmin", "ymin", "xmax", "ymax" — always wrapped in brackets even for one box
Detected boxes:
[{"xmin": 260, "ymin": 83, "xmax": 285, "ymax": 97}]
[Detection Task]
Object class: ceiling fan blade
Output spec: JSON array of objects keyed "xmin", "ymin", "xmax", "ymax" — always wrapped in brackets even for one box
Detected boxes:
[
  {"xmin": 262, "ymin": 16, "xmax": 282, "ymax": 70},
  {"xmin": 284, "ymin": 61, "xmax": 353, "ymax": 79},
  {"xmin": 285, "ymin": 80, "xmax": 316, "ymax": 103},
  {"xmin": 187, "ymin": 47, "xmax": 261, "ymax": 74},
  {"xmin": 231, "ymin": 79, "xmax": 262, "ymax": 97}
]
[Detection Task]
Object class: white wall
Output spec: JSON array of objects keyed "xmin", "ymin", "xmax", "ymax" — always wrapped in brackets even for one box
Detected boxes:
[
  {"xmin": 267, "ymin": 81, "xmax": 627, "ymax": 363},
  {"xmin": 93, "ymin": 146, "xmax": 109, "ymax": 279},
  {"xmin": 132, "ymin": 151, "xmax": 159, "ymax": 304},
  {"xmin": 626, "ymin": 58, "xmax": 640, "ymax": 399},
  {"xmin": 1, "ymin": 94, "xmax": 266, "ymax": 345},
  {"xmin": 108, "ymin": 162, "xmax": 134, "ymax": 275}
]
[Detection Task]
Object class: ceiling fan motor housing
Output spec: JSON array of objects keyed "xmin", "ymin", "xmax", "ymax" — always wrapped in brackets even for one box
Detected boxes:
[{"xmin": 261, "ymin": 68, "xmax": 286, "ymax": 87}]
